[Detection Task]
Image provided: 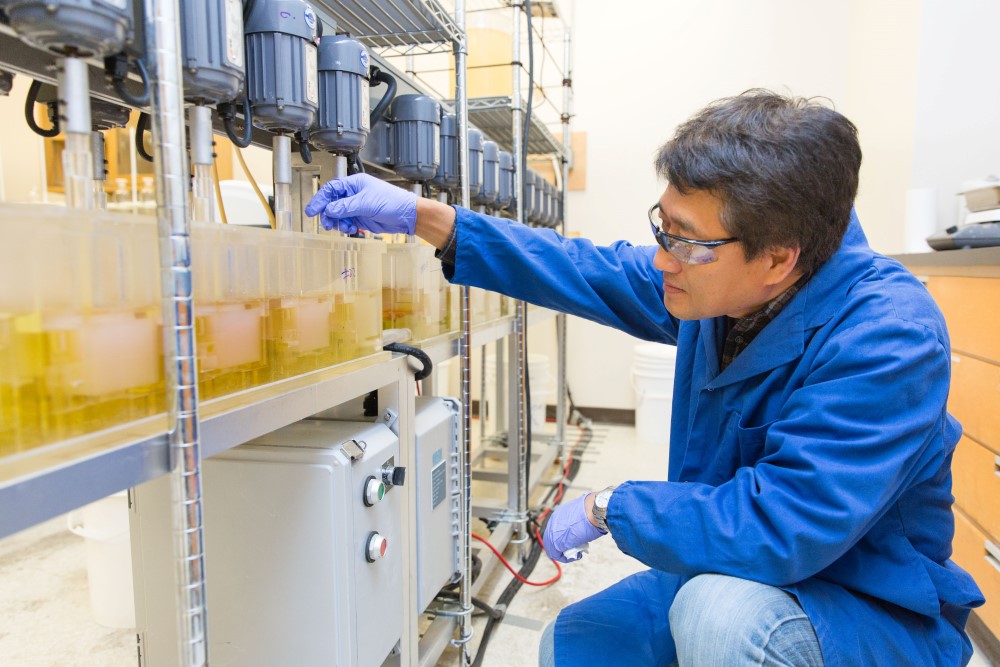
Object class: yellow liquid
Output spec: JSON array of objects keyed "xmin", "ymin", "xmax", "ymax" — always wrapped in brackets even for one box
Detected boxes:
[
  {"xmin": 0, "ymin": 308, "xmax": 165, "ymax": 458},
  {"xmin": 334, "ymin": 290, "xmax": 381, "ymax": 361},
  {"xmin": 383, "ymin": 287, "xmax": 458, "ymax": 341},
  {"xmin": 195, "ymin": 301, "xmax": 269, "ymax": 400},
  {"xmin": 265, "ymin": 296, "xmax": 342, "ymax": 381}
]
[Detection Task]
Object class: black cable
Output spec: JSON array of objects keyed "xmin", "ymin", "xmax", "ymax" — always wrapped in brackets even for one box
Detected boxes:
[
  {"xmin": 470, "ymin": 423, "xmax": 593, "ymax": 667},
  {"xmin": 111, "ymin": 56, "xmax": 150, "ymax": 107},
  {"xmin": 521, "ymin": 0, "xmax": 537, "ymax": 520},
  {"xmin": 435, "ymin": 591, "xmax": 503, "ymax": 620},
  {"xmin": 368, "ymin": 66, "xmax": 397, "ymax": 128},
  {"xmin": 220, "ymin": 89, "xmax": 253, "ymax": 148},
  {"xmin": 24, "ymin": 80, "xmax": 59, "ymax": 137},
  {"xmin": 135, "ymin": 112, "xmax": 154, "ymax": 162},
  {"xmin": 296, "ymin": 130, "xmax": 313, "ymax": 164},
  {"xmin": 383, "ymin": 342, "xmax": 433, "ymax": 381},
  {"xmin": 347, "ymin": 153, "xmax": 367, "ymax": 175}
]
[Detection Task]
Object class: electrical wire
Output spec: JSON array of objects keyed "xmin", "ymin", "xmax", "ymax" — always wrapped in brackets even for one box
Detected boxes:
[
  {"xmin": 471, "ymin": 532, "xmax": 561, "ymax": 587},
  {"xmin": 221, "ymin": 89, "xmax": 253, "ymax": 148},
  {"xmin": 135, "ymin": 113, "xmax": 154, "ymax": 162},
  {"xmin": 212, "ymin": 148, "xmax": 229, "ymax": 224},
  {"xmin": 234, "ymin": 146, "xmax": 276, "ymax": 229},
  {"xmin": 469, "ymin": 423, "xmax": 592, "ymax": 667},
  {"xmin": 112, "ymin": 57, "xmax": 150, "ymax": 107},
  {"xmin": 522, "ymin": 0, "xmax": 537, "ymax": 523},
  {"xmin": 24, "ymin": 80, "xmax": 59, "ymax": 137}
]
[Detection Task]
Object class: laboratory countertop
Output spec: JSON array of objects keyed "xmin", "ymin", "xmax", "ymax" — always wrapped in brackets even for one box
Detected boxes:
[{"xmin": 891, "ymin": 246, "xmax": 1000, "ymax": 277}]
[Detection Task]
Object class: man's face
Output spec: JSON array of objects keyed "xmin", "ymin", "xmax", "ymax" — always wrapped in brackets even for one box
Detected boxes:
[{"xmin": 652, "ymin": 185, "xmax": 795, "ymax": 320}]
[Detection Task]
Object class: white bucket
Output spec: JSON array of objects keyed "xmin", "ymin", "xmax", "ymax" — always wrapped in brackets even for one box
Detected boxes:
[
  {"xmin": 485, "ymin": 353, "xmax": 552, "ymax": 429},
  {"xmin": 631, "ymin": 343, "xmax": 677, "ymax": 447},
  {"xmin": 67, "ymin": 491, "xmax": 135, "ymax": 629}
]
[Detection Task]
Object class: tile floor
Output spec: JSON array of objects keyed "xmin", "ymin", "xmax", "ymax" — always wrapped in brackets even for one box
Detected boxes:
[{"xmin": 0, "ymin": 423, "xmax": 993, "ymax": 666}]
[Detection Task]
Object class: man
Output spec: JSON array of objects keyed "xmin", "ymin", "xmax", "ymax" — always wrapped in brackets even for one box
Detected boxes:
[{"xmin": 306, "ymin": 90, "xmax": 984, "ymax": 666}]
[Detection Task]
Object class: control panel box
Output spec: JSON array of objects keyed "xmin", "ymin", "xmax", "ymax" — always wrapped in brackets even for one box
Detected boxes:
[
  {"xmin": 391, "ymin": 397, "xmax": 461, "ymax": 612},
  {"xmin": 202, "ymin": 419, "xmax": 403, "ymax": 667}
]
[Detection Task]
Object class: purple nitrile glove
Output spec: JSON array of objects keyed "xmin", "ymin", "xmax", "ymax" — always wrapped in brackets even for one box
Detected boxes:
[
  {"xmin": 542, "ymin": 493, "xmax": 607, "ymax": 564},
  {"xmin": 304, "ymin": 173, "xmax": 417, "ymax": 235}
]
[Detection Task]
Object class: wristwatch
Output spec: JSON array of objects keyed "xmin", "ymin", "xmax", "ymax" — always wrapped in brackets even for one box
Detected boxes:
[{"xmin": 591, "ymin": 485, "xmax": 617, "ymax": 533}]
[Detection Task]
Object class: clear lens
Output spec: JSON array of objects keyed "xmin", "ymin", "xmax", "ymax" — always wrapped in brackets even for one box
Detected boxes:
[
  {"xmin": 648, "ymin": 204, "xmax": 724, "ymax": 265},
  {"xmin": 669, "ymin": 239, "xmax": 717, "ymax": 265}
]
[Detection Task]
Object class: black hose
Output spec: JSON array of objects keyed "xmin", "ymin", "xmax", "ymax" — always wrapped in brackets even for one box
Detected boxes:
[
  {"xmin": 521, "ymin": 0, "xmax": 537, "ymax": 530},
  {"xmin": 368, "ymin": 66, "xmax": 397, "ymax": 128},
  {"xmin": 521, "ymin": 0, "xmax": 535, "ymax": 208},
  {"xmin": 112, "ymin": 57, "xmax": 150, "ymax": 107},
  {"xmin": 383, "ymin": 342, "xmax": 433, "ymax": 381},
  {"xmin": 24, "ymin": 80, "xmax": 59, "ymax": 137},
  {"xmin": 435, "ymin": 591, "xmax": 503, "ymax": 620},
  {"xmin": 470, "ymin": 424, "xmax": 593, "ymax": 667},
  {"xmin": 135, "ymin": 112, "xmax": 154, "ymax": 162},
  {"xmin": 221, "ymin": 89, "xmax": 253, "ymax": 148},
  {"xmin": 354, "ymin": 152, "xmax": 366, "ymax": 174},
  {"xmin": 297, "ymin": 130, "xmax": 313, "ymax": 164}
]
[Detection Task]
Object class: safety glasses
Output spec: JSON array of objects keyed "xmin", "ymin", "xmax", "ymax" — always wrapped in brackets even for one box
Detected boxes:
[{"xmin": 648, "ymin": 203, "xmax": 739, "ymax": 265}]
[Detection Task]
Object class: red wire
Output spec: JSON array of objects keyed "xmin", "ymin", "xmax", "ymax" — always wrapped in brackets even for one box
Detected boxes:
[
  {"xmin": 472, "ymin": 532, "xmax": 562, "ymax": 586},
  {"xmin": 468, "ymin": 424, "xmax": 587, "ymax": 588}
]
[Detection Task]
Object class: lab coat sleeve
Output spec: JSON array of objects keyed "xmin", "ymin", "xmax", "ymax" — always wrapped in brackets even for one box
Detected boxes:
[
  {"xmin": 449, "ymin": 206, "xmax": 679, "ymax": 343},
  {"xmin": 606, "ymin": 317, "xmax": 952, "ymax": 587}
]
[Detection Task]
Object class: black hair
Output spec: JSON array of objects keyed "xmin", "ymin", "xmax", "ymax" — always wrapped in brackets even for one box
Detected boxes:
[{"xmin": 654, "ymin": 89, "xmax": 862, "ymax": 276}]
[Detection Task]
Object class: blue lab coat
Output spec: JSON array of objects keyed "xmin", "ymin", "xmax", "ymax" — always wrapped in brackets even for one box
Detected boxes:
[{"xmin": 446, "ymin": 206, "xmax": 985, "ymax": 666}]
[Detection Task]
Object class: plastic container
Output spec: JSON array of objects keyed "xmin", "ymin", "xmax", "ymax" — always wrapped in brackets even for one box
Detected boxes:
[
  {"xmin": 67, "ymin": 491, "xmax": 135, "ymax": 629},
  {"xmin": 382, "ymin": 244, "xmax": 456, "ymax": 341},
  {"xmin": 191, "ymin": 222, "xmax": 269, "ymax": 398},
  {"xmin": 258, "ymin": 228, "xmax": 384, "ymax": 381},
  {"xmin": 0, "ymin": 204, "xmax": 163, "ymax": 457},
  {"xmin": 631, "ymin": 343, "xmax": 677, "ymax": 447},
  {"xmin": 449, "ymin": 10, "xmax": 512, "ymax": 98}
]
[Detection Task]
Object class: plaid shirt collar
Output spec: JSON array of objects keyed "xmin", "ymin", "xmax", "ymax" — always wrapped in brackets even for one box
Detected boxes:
[{"xmin": 721, "ymin": 276, "xmax": 806, "ymax": 372}]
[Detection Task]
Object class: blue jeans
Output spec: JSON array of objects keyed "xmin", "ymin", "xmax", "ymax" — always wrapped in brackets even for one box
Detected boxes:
[{"xmin": 538, "ymin": 572, "xmax": 824, "ymax": 666}]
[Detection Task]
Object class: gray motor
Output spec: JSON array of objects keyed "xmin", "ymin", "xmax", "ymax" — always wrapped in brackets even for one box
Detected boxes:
[
  {"xmin": 474, "ymin": 140, "xmax": 499, "ymax": 207},
  {"xmin": 390, "ymin": 94, "xmax": 440, "ymax": 182},
  {"xmin": 179, "ymin": 0, "xmax": 245, "ymax": 105},
  {"xmin": 430, "ymin": 112, "xmax": 459, "ymax": 190},
  {"xmin": 539, "ymin": 178, "xmax": 550, "ymax": 227},
  {"xmin": 546, "ymin": 180, "xmax": 557, "ymax": 227},
  {"xmin": 523, "ymin": 168, "xmax": 537, "ymax": 223},
  {"xmin": 244, "ymin": 0, "xmax": 319, "ymax": 133},
  {"xmin": 2, "ymin": 0, "xmax": 131, "ymax": 57},
  {"xmin": 312, "ymin": 34, "xmax": 370, "ymax": 154},
  {"xmin": 496, "ymin": 150, "xmax": 514, "ymax": 211},
  {"xmin": 467, "ymin": 128, "xmax": 483, "ymax": 198},
  {"xmin": 532, "ymin": 172, "xmax": 545, "ymax": 225}
]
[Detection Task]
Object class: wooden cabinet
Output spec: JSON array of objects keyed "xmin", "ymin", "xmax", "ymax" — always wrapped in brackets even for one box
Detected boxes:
[{"xmin": 899, "ymin": 250, "xmax": 1000, "ymax": 660}]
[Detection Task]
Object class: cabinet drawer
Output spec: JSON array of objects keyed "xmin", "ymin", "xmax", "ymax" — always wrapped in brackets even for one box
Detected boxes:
[
  {"xmin": 950, "ymin": 353, "xmax": 1000, "ymax": 450},
  {"xmin": 927, "ymin": 276, "xmax": 1000, "ymax": 361},
  {"xmin": 952, "ymin": 435, "xmax": 1000, "ymax": 539},
  {"xmin": 953, "ymin": 508, "xmax": 1000, "ymax": 635}
]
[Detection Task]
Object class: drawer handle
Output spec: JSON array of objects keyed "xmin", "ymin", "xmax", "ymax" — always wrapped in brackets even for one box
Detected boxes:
[
  {"xmin": 987, "ymin": 540, "xmax": 1000, "ymax": 575},
  {"xmin": 995, "ymin": 454, "xmax": 1000, "ymax": 479}
]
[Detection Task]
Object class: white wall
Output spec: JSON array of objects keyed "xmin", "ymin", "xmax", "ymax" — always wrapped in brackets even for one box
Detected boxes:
[
  {"xmin": 909, "ymin": 0, "xmax": 1000, "ymax": 230},
  {"xmin": 558, "ymin": 0, "xmax": 1000, "ymax": 413},
  {"xmin": 563, "ymin": 0, "xmax": 853, "ymax": 410}
]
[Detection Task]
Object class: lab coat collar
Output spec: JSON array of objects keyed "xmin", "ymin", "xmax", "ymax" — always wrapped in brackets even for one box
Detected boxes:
[{"xmin": 703, "ymin": 209, "xmax": 873, "ymax": 389}]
